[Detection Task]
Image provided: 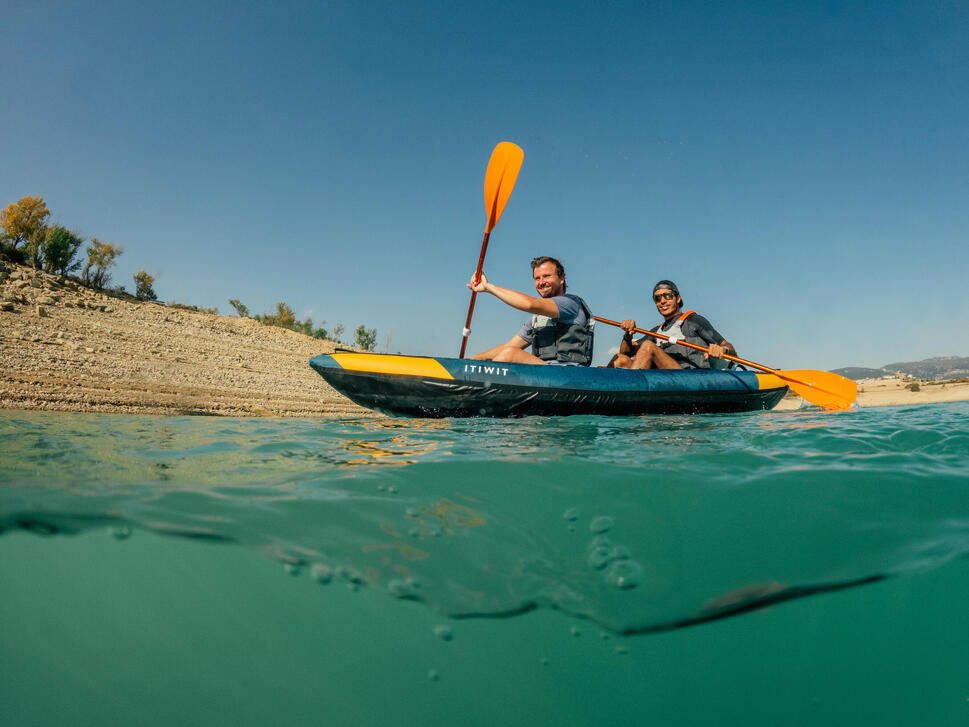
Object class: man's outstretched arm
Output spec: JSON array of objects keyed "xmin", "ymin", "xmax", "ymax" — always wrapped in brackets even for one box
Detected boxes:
[{"xmin": 468, "ymin": 273, "xmax": 560, "ymax": 318}]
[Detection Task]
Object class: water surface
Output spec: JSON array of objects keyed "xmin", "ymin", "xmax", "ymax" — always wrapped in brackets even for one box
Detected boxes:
[{"xmin": 3, "ymin": 404, "xmax": 969, "ymax": 725}]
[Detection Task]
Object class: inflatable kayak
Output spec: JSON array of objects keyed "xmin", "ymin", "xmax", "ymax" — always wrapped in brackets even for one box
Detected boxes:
[{"xmin": 309, "ymin": 352, "xmax": 789, "ymax": 417}]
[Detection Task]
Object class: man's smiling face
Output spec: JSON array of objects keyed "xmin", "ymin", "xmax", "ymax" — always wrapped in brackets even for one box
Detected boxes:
[{"xmin": 532, "ymin": 262, "xmax": 565, "ymax": 299}]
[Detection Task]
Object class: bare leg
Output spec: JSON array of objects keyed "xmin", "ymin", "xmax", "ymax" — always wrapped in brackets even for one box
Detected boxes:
[
  {"xmin": 488, "ymin": 346, "xmax": 547, "ymax": 364},
  {"xmin": 629, "ymin": 341, "xmax": 681, "ymax": 370},
  {"xmin": 606, "ymin": 353, "xmax": 634, "ymax": 369}
]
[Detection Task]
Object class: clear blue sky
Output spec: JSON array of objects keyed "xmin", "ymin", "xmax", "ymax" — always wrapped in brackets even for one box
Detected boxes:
[{"xmin": 3, "ymin": 0, "xmax": 967, "ymax": 369}]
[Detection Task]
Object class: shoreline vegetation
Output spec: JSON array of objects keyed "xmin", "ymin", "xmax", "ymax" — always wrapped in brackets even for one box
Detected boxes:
[{"xmin": 2, "ymin": 260, "xmax": 968, "ymax": 417}]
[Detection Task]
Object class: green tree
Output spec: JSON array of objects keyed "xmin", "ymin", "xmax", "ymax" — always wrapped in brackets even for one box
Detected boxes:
[
  {"xmin": 82, "ymin": 238, "xmax": 123, "ymax": 289},
  {"xmin": 134, "ymin": 270, "xmax": 158, "ymax": 301},
  {"xmin": 354, "ymin": 325, "xmax": 377, "ymax": 351},
  {"xmin": 228, "ymin": 299, "xmax": 250, "ymax": 317},
  {"xmin": 42, "ymin": 226, "xmax": 84, "ymax": 275},
  {"xmin": 331, "ymin": 323, "xmax": 344, "ymax": 343},
  {"xmin": 1, "ymin": 196, "xmax": 50, "ymax": 258}
]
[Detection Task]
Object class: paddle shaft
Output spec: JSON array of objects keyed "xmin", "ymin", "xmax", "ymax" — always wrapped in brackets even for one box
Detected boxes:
[{"xmin": 458, "ymin": 231, "xmax": 492, "ymax": 358}]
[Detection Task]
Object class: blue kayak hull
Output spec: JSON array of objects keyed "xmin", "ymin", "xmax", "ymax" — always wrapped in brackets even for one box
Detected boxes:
[{"xmin": 309, "ymin": 353, "xmax": 789, "ymax": 418}]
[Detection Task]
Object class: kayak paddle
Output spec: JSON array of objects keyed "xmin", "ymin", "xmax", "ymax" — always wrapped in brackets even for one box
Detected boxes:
[
  {"xmin": 458, "ymin": 142, "xmax": 524, "ymax": 358},
  {"xmin": 593, "ymin": 315, "xmax": 858, "ymax": 410}
]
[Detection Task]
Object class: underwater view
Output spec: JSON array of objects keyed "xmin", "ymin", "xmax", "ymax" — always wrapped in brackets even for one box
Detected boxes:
[{"xmin": 3, "ymin": 403, "xmax": 969, "ymax": 726}]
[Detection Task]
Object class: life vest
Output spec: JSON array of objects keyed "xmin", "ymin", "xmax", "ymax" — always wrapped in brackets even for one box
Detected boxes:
[
  {"xmin": 530, "ymin": 294, "xmax": 595, "ymax": 365},
  {"xmin": 653, "ymin": 310, "xmax": 729, "ymax": 370}
]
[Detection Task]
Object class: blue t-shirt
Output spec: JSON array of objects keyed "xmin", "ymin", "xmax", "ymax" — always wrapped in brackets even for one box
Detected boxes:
[{"xmin": 516, "ymin": 294, "xmax": 589, "ymax": 344}]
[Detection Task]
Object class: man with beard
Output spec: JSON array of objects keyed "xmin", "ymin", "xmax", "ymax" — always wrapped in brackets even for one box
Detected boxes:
[{"xmin": 468, "ymin": 256, "xmax": 594, "ymax": 365}]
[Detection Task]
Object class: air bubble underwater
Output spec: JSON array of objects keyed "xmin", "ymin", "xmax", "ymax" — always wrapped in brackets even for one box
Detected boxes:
[
  {"xmin": 583, "ymin": 519, "xmax": 643, "ymax": 589},
  {"xmin": 605, "ymin": 559, "xmax": 643, "ymax": 589},
  {"xmin": 433, "ymin": 624, "xmax": 454, "ymax": 641},
  {"xmin": 587, "ymin": 547, "xmax": 611, "ymax": 570},
  {"xmin": 388, "ymin": 578, "xmax": 421, "ymax": 599},
  {"xmin": 311, "ymin": 563, "xmax": 333, "ymax": 584},
  {"xmin": 610, "ymin": 545, "xmax": 631, "ymax": 561},
  {"xmin": 589, "ymin": 515, "xmax": 614, "ymax": 534}
]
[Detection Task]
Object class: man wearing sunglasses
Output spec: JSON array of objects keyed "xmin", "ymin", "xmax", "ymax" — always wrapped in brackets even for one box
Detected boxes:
[{"xmin": 607, "ymin": 280, "xmax": 736, "ymax": 370}]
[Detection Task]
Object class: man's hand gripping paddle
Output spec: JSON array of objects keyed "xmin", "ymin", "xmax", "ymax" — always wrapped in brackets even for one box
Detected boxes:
[{"xmin": 458, "ymin": 142, "xmax": 524, "ymax": 358}]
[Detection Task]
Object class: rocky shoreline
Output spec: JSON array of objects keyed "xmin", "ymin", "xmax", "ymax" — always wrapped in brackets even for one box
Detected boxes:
[{"xmin": 0, "ymin": 261, "xmax": 371, "ymax": 417}]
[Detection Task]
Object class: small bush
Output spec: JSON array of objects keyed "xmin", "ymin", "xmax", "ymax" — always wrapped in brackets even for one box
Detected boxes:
[
  {"xmin": 0, "ymin": 246, "xmax": 26, "ymax": 264},
  {"xmin": 134, "ymin": 270, "xmax": 158, "ymax": 301},
  {"xmin": 228, "ymin": 299, "xmax": 250, "ymax": 318},
  {"xmin": 909, "ymin": 382, "xmax": 920, "ymax": 392},
  {"xmin": 354, "ymin": 325, "xmax": 377, "ymax": 352},
  {"xmin": 253, "ymin": 302, "xmax": 297, "ymax": 329}
]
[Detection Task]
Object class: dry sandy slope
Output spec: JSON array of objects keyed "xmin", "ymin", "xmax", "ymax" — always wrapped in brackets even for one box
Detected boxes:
[{"xmin": 0, "ymin": 262, "xmax": 370, "ymax": 417}]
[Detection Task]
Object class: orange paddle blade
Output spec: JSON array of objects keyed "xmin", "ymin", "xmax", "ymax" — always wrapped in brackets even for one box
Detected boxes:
[
  {"xmin": 484, "ymin": 142, "xmax": 524, "ymax": 232},
  {"xmin": 775, "ymin": 369, "xmax": 858, "ymax": 410}
]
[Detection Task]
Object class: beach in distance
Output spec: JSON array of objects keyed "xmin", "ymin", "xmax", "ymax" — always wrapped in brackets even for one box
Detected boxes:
[{"xmin": 1, "ymin": 261, "xmax": 966, "ymax": 416}]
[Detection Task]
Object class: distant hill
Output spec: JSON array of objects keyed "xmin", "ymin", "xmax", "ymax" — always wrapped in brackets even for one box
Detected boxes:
[
  {"xmin": 832, "ymin": 356, "xmax": 969, "ymax": 381},
  {"xmin": 830, "ymin": 367, "xmax": 888, "ymax": 380}
]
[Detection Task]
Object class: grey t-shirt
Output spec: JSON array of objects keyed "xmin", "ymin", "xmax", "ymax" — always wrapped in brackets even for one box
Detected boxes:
[{"xmin": 516, "ymin": 294, "xmax": 589, "ymax": 344}]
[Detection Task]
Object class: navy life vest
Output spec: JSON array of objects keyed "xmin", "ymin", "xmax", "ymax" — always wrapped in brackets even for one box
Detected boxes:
[
  {"xmin": 653, "ymin": 310, "xmax": 729, "ymax": 370},
  {"xmin": 530, "ymin": 294, "xmax": 595, "ymax": 365}
]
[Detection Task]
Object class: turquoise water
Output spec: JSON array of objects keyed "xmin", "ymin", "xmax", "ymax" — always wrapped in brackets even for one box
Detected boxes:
[{"xmin": 2, "ymin": 403, "xmax": 969, "ymax": 725}]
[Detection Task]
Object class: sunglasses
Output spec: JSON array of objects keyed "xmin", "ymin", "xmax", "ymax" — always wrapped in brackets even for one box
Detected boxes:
[{"xmin": 653, "ymin": 291, "xmax": 677, "ymax": 302}]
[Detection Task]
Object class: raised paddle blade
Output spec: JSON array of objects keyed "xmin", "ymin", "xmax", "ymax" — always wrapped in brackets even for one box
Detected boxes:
[
  {"xmin": 460, "ymin": 142, "xmax": 524, "ymax": 357},
  {"xmin": 775, "ymin": 369, "xmax": 858, "ymax": 410},
  {"xmin": 484, "ymin": 142, "xmax": 524, "ymax": 233}
]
